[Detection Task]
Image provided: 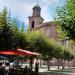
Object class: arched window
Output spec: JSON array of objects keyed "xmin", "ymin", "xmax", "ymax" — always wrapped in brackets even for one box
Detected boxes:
[{"xmin": 31, "ymin": 21, "xmax": 35, "ymax": 28}]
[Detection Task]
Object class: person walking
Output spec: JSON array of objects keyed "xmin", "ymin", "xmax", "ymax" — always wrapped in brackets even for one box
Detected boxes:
[
  {"xmin": 35, "ymin": 62, "xmax": 39, "ymax": 75},
  {"xmin": 22, "ymin": 65, "xmax": 28, "ymax": 75}
]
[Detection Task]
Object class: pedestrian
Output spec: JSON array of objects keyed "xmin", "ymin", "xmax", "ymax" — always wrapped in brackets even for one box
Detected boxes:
[
  {"xmin": 0, "ymin": 62, "xmax": 5, "ymax": 75},
  {"xmin": 22, "ymin": 65, "xmax": 28, "ymax": 75},
  {"xmin": 35, "ymin": 62, "xmax": 39, "ymax": 75}
]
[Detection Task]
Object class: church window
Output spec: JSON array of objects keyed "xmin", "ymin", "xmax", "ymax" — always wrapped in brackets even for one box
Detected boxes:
[
  {"xmin": 40, "ymin": 22, "xmax": 41, "ymax": 24},
  {"xmin": 31, "ymin": 21, "xmax": 35, "ymax": 28}
]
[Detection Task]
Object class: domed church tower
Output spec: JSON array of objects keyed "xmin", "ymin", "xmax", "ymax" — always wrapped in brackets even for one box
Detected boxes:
[
  {"xmin": 32, "ymin": 5, "xmax": 41, "ymax": 16},
  {"xmin": 28, "ymin": 5, "xmax": 44, "ymax": 30}
]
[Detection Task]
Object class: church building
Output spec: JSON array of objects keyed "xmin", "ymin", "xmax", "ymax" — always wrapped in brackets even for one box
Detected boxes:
[
  {"xmin": 28, "ymin": 5, "xmax": 75, "ymax": 67},
  {"xmin": 28, "ymin": 5, "xmax": 58, "ymax": 41}
]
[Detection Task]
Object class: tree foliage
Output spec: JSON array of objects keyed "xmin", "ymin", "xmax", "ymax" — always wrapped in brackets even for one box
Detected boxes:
[
  {"xmin": 0, "ymin": 8, "xmax": 27, "ymax": 50},
  {"xmin": 52, "ymin": 44, "xmax": 63, "ymax": 59},
  {"xmin": 55, "ymin": 0, "xmax": 75, "ymax": 41},
  {"xmin": 0, "ymin": 8, "xmax": 14, "ymax": 50},
  {"xmin": 26, "ymin": 31, "xmax": 53, "ymax": 57},
  {"xmin": 62, "ymin": 50, "xmax": 74, "ymax": 61}
]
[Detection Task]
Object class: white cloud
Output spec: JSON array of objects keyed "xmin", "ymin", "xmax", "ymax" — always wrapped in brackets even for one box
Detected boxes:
[
  {"xmin": 43, "ymin": 0, "xmax": 59, "ymax": 3},
  {"xmin": 0, "ymin": 0, "xmax": 62, "ymax": 25}
]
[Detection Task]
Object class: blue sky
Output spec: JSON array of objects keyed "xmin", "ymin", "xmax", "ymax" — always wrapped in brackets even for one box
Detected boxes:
[{"xmin": 0, "ymin": 0, "xmax": 66, "ymax": 30}]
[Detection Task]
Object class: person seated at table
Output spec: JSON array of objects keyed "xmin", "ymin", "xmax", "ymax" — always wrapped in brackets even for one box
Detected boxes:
[
  {"xmin": 22, "ymin": 65, "xmax": 28, "ymax": 75},
  {"xmin": 0, "ymin": 62, "xmax": 5, "ymax": 75},
  {"xmin": 5, "ymin": 63, "xmax": 10, "ymax": 75}
]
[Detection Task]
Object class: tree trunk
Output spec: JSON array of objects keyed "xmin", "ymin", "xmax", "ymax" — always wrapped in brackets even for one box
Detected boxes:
[
  {"xmin": 30, "ymin": 56, "xmax": 33, "ymax": 71},
  {"xmin": 68, "ymin": 60, "xmax": 70, "ymax": 68},
  {"xmin": 40, "ymin": 59, "xmax": 42, "ymax": 68},
  {"xmin": 47, "ymin": 58, "xmax": 50, "ymax": 71},
  {"xmin": 58, "ymin": 58, "xmax": 60, "ymax": 69},
  {"xmin": 62, "ymin": 59, "xmax": 65, "ymax": 69}
]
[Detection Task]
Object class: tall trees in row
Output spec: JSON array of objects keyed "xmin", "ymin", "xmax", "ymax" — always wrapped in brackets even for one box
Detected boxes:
[{"xmin": 26, "ymin": 31, "xmax": 74, "ymax": 70}]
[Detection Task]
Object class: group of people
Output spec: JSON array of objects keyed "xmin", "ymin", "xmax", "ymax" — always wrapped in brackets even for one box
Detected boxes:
[
  {"xmin": 0, "ymin": 61, "xmax": 39, "ymax": 75},
  {"xmin": 22, "ymin": 62, "xmax": 39, "ymax": 75},
  {"xmin": 0, "ymin": 63, "xmax": 10, "ymax": 75}
]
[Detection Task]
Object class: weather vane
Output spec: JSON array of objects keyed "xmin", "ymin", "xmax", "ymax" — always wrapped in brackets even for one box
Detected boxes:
[{"xmin": 36, "ymin": 0, "xmax": 39, "ymax": 5}]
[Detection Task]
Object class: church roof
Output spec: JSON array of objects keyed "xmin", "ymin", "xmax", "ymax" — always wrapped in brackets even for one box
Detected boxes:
[
  {"xmin": 33, "ymin": 5, "xmax": 41, "ymax": 10},
  {"xmin": 36, "ymin": 21, "xmax": 56, "ymax": 29},
  {"xmin": 28, "ymin": 16, "xmax": 44, "ymax": 21}
]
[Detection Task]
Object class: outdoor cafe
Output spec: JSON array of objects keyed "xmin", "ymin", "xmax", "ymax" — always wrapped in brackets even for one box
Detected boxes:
[{"xmin": 0, "ymin": 49, "xmax": 41, "ymax": 75}]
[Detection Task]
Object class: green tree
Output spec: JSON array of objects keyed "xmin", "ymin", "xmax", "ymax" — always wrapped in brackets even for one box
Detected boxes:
[
  {"xmin": 52, "ymin": 44, "xmax": 63, "ymax": 69},
  {"xmin": 10, "ymin": 18, "xmax": 27, "ymax": 49},
  {"xmin": 61, "ymin": 50, "xmax": 74, "ymax": 68},
  {"xmin": 26, "ymin": 31, "xmax": 54, "ymax": 70},
  {"xmin": 0, "ymin": 8, "xmax": 27, "ymax": 50},
  {"xmin": 0, "ymin": 8, "xmax": 14, "ymax": 50},
  {"xmin": 55, "ymin": 0, "xmax": 75, "ymax": 41},
  {"xmin": 0, "ymin": 8, "xmax": 28, "ymax": 61},
  {"xmin": 26, "ymin": 31, "xmax": 53, "ymax": 56}
]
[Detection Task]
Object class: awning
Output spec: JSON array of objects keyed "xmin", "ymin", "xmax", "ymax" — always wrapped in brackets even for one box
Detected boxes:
[
  {"xmin": 0, "ymin": 49, "xmax": 41, "ymax": 56},
  {"xmin": 17, "ymin": 49, "xmax": 41, "ymax": 56},
  {"xmin": 0, "ymin": 50, "xmax": 20, "ymax": 56}
]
